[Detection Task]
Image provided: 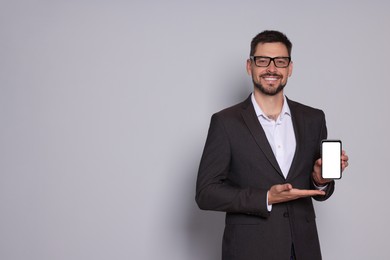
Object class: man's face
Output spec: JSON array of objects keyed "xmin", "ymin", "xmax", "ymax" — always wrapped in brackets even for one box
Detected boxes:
[{"xmin": 246, "ymin": 42, "xmax": 293, "ymax": 96}]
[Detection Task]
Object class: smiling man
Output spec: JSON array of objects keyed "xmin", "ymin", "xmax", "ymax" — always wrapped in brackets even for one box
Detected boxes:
[{"xmin": 196, "ymin": 30, "xmax": 349, "ymax": 260}]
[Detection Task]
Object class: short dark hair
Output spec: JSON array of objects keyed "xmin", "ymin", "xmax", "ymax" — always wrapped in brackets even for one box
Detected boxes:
[{"xmin": 250, "ymin": 30, "xmax": 292, "ymax": 57}]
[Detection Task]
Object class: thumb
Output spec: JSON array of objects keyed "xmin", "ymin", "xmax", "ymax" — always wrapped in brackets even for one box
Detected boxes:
[{"xmin": 279, "ymin": 183, "xmax": 293, "ymax": 192}]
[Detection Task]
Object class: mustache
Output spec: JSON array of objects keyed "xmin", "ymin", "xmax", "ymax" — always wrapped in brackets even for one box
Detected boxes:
[{"xmin": 260, "ymin": 73, "xmax": 282, "ymax": 78}]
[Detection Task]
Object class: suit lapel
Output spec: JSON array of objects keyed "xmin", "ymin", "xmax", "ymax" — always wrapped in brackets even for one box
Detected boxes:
[
  {"xmin": 286, "ymin": 98, "xmax": 305, "ymax": 180},
  {"xmin": 240, "ymin": 97, "xmax": 284, "ymax": 178}
]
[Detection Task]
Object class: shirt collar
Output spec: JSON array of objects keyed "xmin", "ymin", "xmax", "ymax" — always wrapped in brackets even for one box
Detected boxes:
[{"xmin": 250, "ymin": 93, "xmax": 291, "ymax": 121}]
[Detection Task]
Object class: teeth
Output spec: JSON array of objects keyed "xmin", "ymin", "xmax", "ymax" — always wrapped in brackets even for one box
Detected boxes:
[{"xmin": 264, "ymin": 77, "xmax": 278, "ymax": 81}]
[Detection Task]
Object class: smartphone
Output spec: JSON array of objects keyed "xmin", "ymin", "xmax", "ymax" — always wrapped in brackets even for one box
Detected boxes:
[{"xmin": 321, "ymin": 140, "xmax": 342, "ymax": 179}]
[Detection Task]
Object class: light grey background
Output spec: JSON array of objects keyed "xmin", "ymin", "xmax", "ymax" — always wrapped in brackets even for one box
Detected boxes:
[{"xmin": 1, "ymin": 1, "xmax": 389, "ymax": 259}]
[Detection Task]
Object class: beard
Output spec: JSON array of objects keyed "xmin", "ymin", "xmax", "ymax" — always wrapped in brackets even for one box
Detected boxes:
[{"xmin": 253, "ymin": 73, "xmax": 286, "ymax": 96}]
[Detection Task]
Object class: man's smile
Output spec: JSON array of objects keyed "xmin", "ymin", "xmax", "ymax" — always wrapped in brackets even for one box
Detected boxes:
[{"xmin": 261, "ymin": 74, "xmax": 282, "ymax": 84}]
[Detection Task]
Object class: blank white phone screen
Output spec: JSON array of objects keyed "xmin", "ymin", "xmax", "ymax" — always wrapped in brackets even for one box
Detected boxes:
[{"xmin": 322, "ymin": 141, "xmax": 341, "ymax": 179}]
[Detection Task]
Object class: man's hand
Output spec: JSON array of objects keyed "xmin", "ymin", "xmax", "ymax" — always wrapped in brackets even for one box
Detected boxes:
[
  {"xmin": 312, "ymin": 150, "xmax": 350, "ymax": 186},
  {"xmin": 268, "ymin": 183, "xmax": 326, "ymax": 205}
]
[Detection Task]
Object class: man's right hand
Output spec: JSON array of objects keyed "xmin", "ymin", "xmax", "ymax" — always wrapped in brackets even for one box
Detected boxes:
[{"xmin": 268, "ymin": 183, "xmax": 325, "ymax": 205}]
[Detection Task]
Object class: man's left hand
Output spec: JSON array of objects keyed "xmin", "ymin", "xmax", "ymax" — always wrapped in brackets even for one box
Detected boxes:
[{"xmin": 312, "ymin": 150, "xmax": 349, "ymax": 186}]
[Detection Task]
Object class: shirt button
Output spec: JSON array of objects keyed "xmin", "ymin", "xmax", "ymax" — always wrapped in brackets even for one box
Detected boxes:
[{"xmin": 283, "ymin": 212, "xmax": 289, "ymax": 218}]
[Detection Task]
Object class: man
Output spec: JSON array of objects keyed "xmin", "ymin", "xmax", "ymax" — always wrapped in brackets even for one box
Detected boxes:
[{"xmin": 195, "ymin": 30, "xmax": 349, "ymax": 260}]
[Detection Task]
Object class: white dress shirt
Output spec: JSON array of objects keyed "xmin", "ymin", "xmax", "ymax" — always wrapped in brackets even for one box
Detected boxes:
[{"xmin": 251, "ymin": 93, "xmax": 296, "ymax": 178}]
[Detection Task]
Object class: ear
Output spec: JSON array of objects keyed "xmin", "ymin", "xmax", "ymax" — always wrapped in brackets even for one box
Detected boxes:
[
  {"xmin": 246, "ymin": 59, "xmax": 252, "ymax": 76},
  {"xmin": 288, "ymin": 61, "xmax": 293, "ymax": 77}
]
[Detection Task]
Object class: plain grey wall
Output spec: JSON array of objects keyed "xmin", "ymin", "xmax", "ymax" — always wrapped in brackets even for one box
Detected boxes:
[{"xmin": 1, "ymin": 0, "xmax": 389, "ymax": 259}]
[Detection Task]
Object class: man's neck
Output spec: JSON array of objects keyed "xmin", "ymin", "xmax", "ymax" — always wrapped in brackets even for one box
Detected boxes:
[{"xmin": 253, "ymin": 89, "xmax": 284, "ymax": 120}]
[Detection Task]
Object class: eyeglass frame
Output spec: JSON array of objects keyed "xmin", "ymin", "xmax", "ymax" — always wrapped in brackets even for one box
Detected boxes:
[{"xmin": 250, "ymin": 56, "xmax": 291, "ymax": 68}]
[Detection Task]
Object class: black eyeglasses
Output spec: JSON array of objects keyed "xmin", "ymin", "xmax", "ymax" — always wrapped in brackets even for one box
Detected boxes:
[{"xmin": 250, "ymin": 56, "xmax": 291, "ymax": 68}]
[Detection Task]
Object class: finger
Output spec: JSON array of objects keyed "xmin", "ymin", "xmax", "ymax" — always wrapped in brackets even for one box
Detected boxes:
[
  {"xmin": 316, "ymin": 158, "xmax": 322, "ymax": 166},
  {"xmin": 293, "ymin": 189, "xmax": 325, "ymax": 197},
  {"xmin": 278, "ymin": 183, "xmax": 293, "ymax": 192},
  {"xmin": 342, "ymin": 161, "xmax": 349, "ymax": 170},
  {"xmin": 285, "ymin": 183, "xmax": 293, "ymax": 190},
  {"xmin": 311, "ymin": 190, "xmax": 326, "ymax": 196}
]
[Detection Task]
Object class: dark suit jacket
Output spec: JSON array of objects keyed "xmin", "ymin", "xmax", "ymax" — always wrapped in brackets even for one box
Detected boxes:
[{"xmin": 196, "ymin": 95, "xmax": 335, "ymax": 260}]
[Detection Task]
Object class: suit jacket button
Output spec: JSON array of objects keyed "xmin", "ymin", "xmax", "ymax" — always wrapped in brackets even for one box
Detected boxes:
[{"xmin": 283, "ymin": 212, "xmax": 289, "ymax": 218}]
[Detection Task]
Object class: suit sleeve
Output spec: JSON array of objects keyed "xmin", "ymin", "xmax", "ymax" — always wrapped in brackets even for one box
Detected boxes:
[
  {"xmin": 195, "ymin": 114, "xmax": 270, "ymax": 218},
  {"xmin": 311, "ymin": 110, "xmax": 335, "ymax": 201}
]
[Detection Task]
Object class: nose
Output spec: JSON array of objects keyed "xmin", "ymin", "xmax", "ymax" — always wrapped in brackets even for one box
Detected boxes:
[{"xmin": 266, "ymin": 60, "xmax": 277, "ymax": 72}]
